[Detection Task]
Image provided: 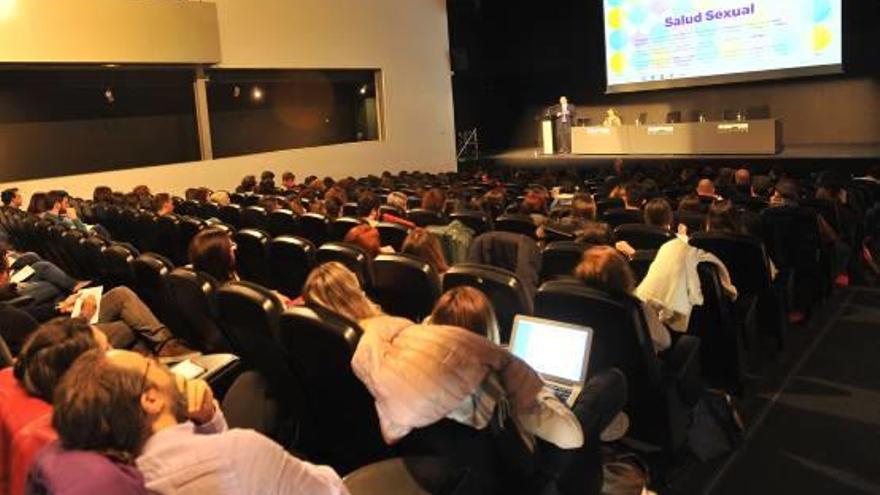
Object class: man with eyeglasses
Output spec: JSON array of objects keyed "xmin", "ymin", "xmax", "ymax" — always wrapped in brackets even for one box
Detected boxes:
[{"xmin": 44, "ymin": 349, "xmax": 348, "ymax": 495}]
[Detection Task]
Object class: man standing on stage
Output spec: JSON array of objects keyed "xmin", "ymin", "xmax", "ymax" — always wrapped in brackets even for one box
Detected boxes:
[{"xmin": 553, "ymin": 96, "xmax": 575, "ymax": 154}]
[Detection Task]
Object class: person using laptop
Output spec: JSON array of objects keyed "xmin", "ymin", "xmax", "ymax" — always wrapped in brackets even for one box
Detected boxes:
[{"xmin": 428, "ymin": 287, "xmax": 628, "ymax": 494}]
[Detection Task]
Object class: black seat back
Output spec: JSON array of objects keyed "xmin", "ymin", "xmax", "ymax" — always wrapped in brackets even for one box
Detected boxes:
[
  {"xmin": 540, "ymin": 241, "xmax": 586, "ymax": 282},
  {"xmin": 602, "ymin": 208, "xmax": 643, "ymax": 228},
  {"xmin": 614, "ymin": 224, "xmax": 673, "ymax": 250},
  {"xmin": 371, "ymin": 254, "xmax": 441, "ymax": 321},
  {"xmin": 165, "ymin": 268, "xmax": 230, "ymax": 353},
  {"xmin": 494, "ymin": 214, "xmax": 536, "ymax": 238},
  {"xmin": 279, "ymin": 306, "xmax": 390, "ymax": 472},
  {"xmin": 268, "ymin": 236, "xmax": 316, "ymax": 298},
  {"xmin": 267, "ymin": 209, "xmax": 299, "ymax": 237},
  {"xmin": 689, "ymin": 231, "xmax": 770, "ymax": 297},
  {"xmin": 218, "ymin": 204, "xmax": 242, "ymax": 228},
  {"xmin": 241, "ymin": 206, "xmax": 268, "ymax": 230},
  {"xmin": 216, "ymin": 281, "xmax": 307, "ymax": 444},
  {"xmin": 131, "ymin": 253, "xmax": 176, "ymax": 329},
  {"xmin": 298, "ymin": 213, "xmax": 329, "ymax": 246},
  {"xmin": 629, "ymin": 249, "xmax": 657, "ymax": 284},
  {"xmin": 408, "ymin": 209, "xmax": 446, "ymax": 227},
  {"xmin": 102, "ymin": 242, "xmax": 138, "ymax": 288},
  {"xmin": 442, "ymin": 263, "xmax": 532, "ymax": 343},
  {"xmin": 376, "ymin": 222, "xmax": 410, "ymax": 251},
  {"xmin": 329, "ymin": 217, "xmax": 364, "ymax": 242},
  {"xmin": 233, "ymin": 229, "xmax": 273, "ymax": 287},
  {"xmin": 316, "ymin": 242, "xmax": 374, "ymax": 288}
]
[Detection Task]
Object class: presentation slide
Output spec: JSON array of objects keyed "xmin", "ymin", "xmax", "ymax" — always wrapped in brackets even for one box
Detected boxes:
[{"xmin": 603, "ymin": 0, "xmax": 843, "ymax": 93}]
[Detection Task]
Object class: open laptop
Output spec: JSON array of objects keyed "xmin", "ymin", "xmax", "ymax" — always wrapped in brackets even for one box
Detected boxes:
[{"xmin": 509, "ymin": 315, "xmax": 593, "ymax": 407}]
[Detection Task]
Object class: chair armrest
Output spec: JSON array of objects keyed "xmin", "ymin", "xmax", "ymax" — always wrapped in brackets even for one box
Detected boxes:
[{"xmin": 664, "ymin": 335, "xmax": 703, "ymax": 407}]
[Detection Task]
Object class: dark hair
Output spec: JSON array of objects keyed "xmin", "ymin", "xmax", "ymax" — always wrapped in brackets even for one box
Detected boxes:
[
  {"xmin": 325, "ymin": 196, "xmax": 343, "ymax": 219},
  {"xmin": 261, "ymin": 170, "xmax": 275, "ymax": 182},
  {"xmin": 575, "ymin": 245, "xmax": 636, "ymax": 295},
  {"xmin": 188, "ymin": 227, "xmax": 237, "ymax": 282},
  {"xmin": 677, "ymin": 194, "xmax": 702, "ymax": 213},
  {"xmin": 357, "ymin": 191, "xmax": 380, "ymax": 218},
  {"xmin": 644, "ymin": 198, "xmax": 673, "ymax": 228},
  {"xmin": 576, "ymin": 222, "xmax": 613, "ymax": 246},
  {"xmin": 520, "ymin": 191, "xmax": 546, "ymax": 215},
  {"xmin": 152, "ymin": 193, "xmax": 172, "ymax": 214},
  {"xmin": 132, "ymin": 185, "xmax": 151, "ymax": 198},
  {"xmin": 13, "ymin": 317, "xmax": 98, "ymax": 402},
  {"xmin": 93, "ymin": 186, "xmax": 113, "ymax": 203},
  {"xmin": 46, "ymin": 190, "xmax": 69, "ymax": 209},
  {"xmin": 624, "ymin": 183, "xmax": 644, "ymax": 207},
  {"xmin": 257, "ymin": 180, "xmax": 277, "ymax": 195},
  {"xmin": 239, "ymin": 175, "xmax": 257, "ymax": 193},
  {"xmin": 282, "ymin": 171, "xmax": 296, "ymax": 183},
  {"xmin": 773, "ymin": 179, "xmax": 800, "ymax": 202},
  {"xmin": 706, "ymin": 199, "xmax": 740, "ymax": 233},
  {"xmin": 1, "ymin": 188, "xmax": 18, "ymax": 206},
  {"xmin": 53, "ymin": 349, "xmax": 149, "ymax": 463},
  {"xmin": 401, "ymin": 228, "xmax": 449, "ymax": 274},
  {"xmin": 571, "ymin": 193, "xmax": 597, "ymax": 221},
  {"xmin": 430, "ymin": 286, "xmax": 498, "ymax": 339},
  {"xmin": 422, "ymin": 188, "xmax": 446, "ymax": 213}
]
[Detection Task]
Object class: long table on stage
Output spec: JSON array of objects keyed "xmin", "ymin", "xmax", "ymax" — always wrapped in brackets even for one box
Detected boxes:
[{"xmin": 571, "ymin": 118, "xmax": 782, "ymax": 155}]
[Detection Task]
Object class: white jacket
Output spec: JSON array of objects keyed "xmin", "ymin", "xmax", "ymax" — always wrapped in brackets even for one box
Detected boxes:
[{"xmin": 635, "ymin": 237, "xmax": 737, "ymax": 333}]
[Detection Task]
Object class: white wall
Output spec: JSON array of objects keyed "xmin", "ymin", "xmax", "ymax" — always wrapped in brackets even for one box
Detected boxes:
[{"xmin": 3, "ymin": 0, "xmax": 456, "ymax": 199}]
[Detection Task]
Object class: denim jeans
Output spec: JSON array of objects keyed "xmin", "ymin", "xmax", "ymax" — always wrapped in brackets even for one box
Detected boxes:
[{"xmin": 15, "ymin": 260, "xmax": 79, "ymax": 305}]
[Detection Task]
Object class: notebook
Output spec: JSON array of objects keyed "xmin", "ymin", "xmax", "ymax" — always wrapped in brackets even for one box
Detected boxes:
[{"xmin": 509, "ymin": 315, "xmax": 593, "ymax": 407}]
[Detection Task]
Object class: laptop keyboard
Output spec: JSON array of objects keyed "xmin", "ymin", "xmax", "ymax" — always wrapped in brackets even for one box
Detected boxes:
[{"xmin": 548, "ymin": 382, "xmax": 573, "ymax": 404}]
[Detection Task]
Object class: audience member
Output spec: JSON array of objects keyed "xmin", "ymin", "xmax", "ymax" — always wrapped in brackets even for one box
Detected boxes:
[
  {"xmin": 643, "ymin": 198, "xmax": 674, "ymax": 231},
  {"xmin": 282, "ymin": 171, "xmax": 297, "ymax": 191},
  {"xmin": 152, "ymin": 193, "xmax": 174, "ymax": 217},
  {"xmin": 696, "ymin": 178, "xmax": 718, "ymax": 201},
  {"xmin": 188, "ymin": 228, "xmax": 239, "ymax": 283},
  {"xmin": 1, "ymin": 188, "xmax": 22, "ymax": 209},
  {"xmin": 344, "ymin": 224, "xmax": 394, "ymax": 258},
  {"xmin": 236, "ymin": 175, "xmax": 257, "ymax": 194},
  {"xmin": 400, "ymin": 228, "xmax": 449, "ymax": 275},
  {"xmin": 44, "ymin": 190, "xmax": 87, "ymax": 232},
  {"xmin": 574, "ymin": 246, "xmax": 671, "ymax": 353},
  {"xmin": 421, "ymin": 188, "xmax": 446, "ymax": 215},
  {"xmin": 302, "ymin": 262, "xmax": 382, "ymax": 322},
  {"xmin": 209, "ymin": 190, "xmax": 231, "ymax": 207},
  {"xmin": 62, "ymin": 349, "xmax": 349, "ymax": 495}
]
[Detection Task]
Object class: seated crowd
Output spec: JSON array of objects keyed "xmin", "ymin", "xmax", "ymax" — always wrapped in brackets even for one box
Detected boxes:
[{"xmin": 0, "ymin": 160, "xmax": 877, "ymax": 494}]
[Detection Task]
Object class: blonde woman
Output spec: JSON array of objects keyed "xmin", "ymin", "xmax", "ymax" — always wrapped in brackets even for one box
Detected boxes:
[{"xmin": 301, "ymin": 262, "xmax": 382, "ymax": 322}]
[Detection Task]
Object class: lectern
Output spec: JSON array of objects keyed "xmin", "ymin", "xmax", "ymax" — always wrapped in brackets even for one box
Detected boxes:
[{"xmin": 541, "ymin": 117, "xmax": 554, "ymax": 155}]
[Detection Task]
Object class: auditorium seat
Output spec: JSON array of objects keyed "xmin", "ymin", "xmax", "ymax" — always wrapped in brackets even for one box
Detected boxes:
[
  {"xmin": 165, "ymin": 268, "xmax": 230, "ymax": 353},
  {"xmin": 376, "ymin": 221, "xmax": 410, "ymax": 251},
  {"xmin": 131, "ymin": 253, "xmax": 176, "ymax": 330},
  {"xmin": 540, "ymin": 241, "xmax": 586, "ymax": 282},
  {"xmin": 602, "ymin": 208, "xmax": 643, "ymax": 228},
  {"xmin": 761, "ymin": 206, "xmax": 825, "ymax": 314},
  {"xmin": 133, "ymin": 210, "xmax": 159, "ymax": 254},
  {"xmin": 370, "ymin": 254, "xmax": 441, "ymax": 321},
  {"xmin": 80, "ymin": 235, "xmax": 109, "ymax": 281},
  {"xmin": 689, "ymin": 231, "xmax": 781, "ymax": 356},
  {"xmin": 279, "ymin": 306, "xmax": 391, "ymax": 473},
  {"xmin": 408, "ymin": 208, "xmax": 447, "ymax": 227},
  {"xmin": 442, "ymin": 263, "xmax": 532, "ymax": 343},
  {"xmin": 596, "ymin": 198, "xmax": 624, "ymax": 217},
  {"xmin": 344, "ymin": 457, "xmax": 473, "ymax": 495},
  {"xmin": 101, "ymin": 242, "xmax": 138, "ymax": 288},
  {"xmin": 268, "ymin": 235, "xmax": 316, "ymax": 298},
  {"xmin": 298, "ymin": 212, "xmax": 330, "ymax": 246},
  {"xmin": 629, "ymin": 249, "xmax": 658, "ymax": 284},
  {"xmin": 218, "ymin": 204, "xmax": 242, "ymax": 228},
  {"xmin": 233, "ymin": 229, "xmax": 273, "ymax": 288},
  {"xmin": 341, "ymin": 202, "xmax": 359, "ymax": 217},
  {"xmin": 59, "ymin": 229, "xmax": 89, "ymax": 279},
  {"xmin": 449, "ymin": 211, "xmax": 490, "ymax": 235},
  {"xmin": 329, "ymin": 216, "xmax": 363, "ymax": 242},
  {"xmin": 221, "ymin": 370, "xmax": 281, "ymax": 438},
  {"xmin": 240, "ymin": 205, "xmax": 268, "ymax": 230},
  {"xmin": 266, "ymin": 209, "xmax": 299, "ymax": 237},
  {"xmin": 687, "ymin": 262, "xmax": 746, "ymax": 394},
  {"xmin": 216, "ymin": 281, "xmax": 307, "ymax": 448},
  {"xmin": 614, "ymin": 224, "xmax": 673, "ymax": 250},
  {"xmin": 494, "ymin": 214, "xmax": 536, "ymax": 238},
  {"xmin": 535, "ymin": 279, "xmax": 701, "ymax": 455},
  {"xmin": 176, "ymin": 216, "xmax": 205, "ymax": 266},
  {"xmin": 316, "ymin": 242, "xmax": 374, "ymax": 288},
  {"xmin": 675, "ymin": 211, "xmax": 706, "ymax": 235},
  {"xmin": 378, "ymin": 205, "xmax": 405, "ymax": 219},
  {"xmin": 407, "ymin": 196, "xmax": 422, "ymax": 210}
]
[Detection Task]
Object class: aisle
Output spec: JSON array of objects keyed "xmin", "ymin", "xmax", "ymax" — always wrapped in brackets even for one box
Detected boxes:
[{"xmin": 707, "ymin": 288, "xmax": 880, "ymax": 494}]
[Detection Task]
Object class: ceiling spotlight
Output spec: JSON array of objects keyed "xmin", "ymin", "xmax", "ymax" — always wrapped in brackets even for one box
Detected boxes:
[
  {"xmin": 233, "ymin": 85, "xmax": 241, "ymax": 98},
  {"xmin": 104, "ymin": 88, "xmax": 115, "ymax": 104},
  {"xmin": 359, "ymin": 85, "xmax": 368, "ymax": 95},
  {"xmin": 251, "ymin": 86, "xmax": 264, "ymax": 102}
]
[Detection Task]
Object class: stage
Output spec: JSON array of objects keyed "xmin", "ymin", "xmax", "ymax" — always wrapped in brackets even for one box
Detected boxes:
[{"xmin": 490, "ymin": 143, "xmax": 880, "ymax": 168}]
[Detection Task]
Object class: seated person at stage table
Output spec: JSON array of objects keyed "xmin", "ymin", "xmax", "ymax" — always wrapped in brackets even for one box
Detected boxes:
[{"xmin": 602, "ymin": 108, "xmax": 622, "ymax": 127}]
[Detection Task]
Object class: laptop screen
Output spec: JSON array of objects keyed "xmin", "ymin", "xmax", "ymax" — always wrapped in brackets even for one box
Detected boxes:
[{"xmin": 509, "ymin": 315, "xmax": 592, "ymax": 384}]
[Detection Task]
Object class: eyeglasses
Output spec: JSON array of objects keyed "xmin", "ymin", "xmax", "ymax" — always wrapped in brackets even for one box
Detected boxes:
[{"xmin": 140, "ymin": 359, "xmax": 152, "ymax": 393}]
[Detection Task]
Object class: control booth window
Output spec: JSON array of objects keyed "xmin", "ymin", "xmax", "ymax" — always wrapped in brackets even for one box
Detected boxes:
[
  {"xmin": 0, "ymin": 69, "xmax": 200, "ymax": 181},
  {"xmin": 206, "ymin": 69, "xmax": 381, "ymax": 158}
]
